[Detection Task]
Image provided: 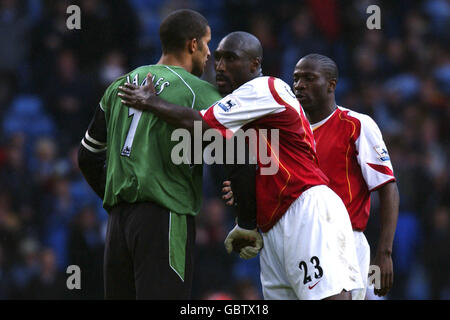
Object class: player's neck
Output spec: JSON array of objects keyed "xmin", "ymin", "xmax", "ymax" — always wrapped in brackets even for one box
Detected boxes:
[
  {"xmin": 241, "ymin": 73, "xmax": 261, "ymax": 86},
  {"xmin": 307, "ymin": 99, "xmax": 337, "ymax": 124},
  {"xmin": 157, "ymin": 54, "xmax": 193, "ymax": 73}
]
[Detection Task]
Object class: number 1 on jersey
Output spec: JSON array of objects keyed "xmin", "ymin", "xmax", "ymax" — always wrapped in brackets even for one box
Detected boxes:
[{"xmin": 121, "ymin": 107, "xmax": 142, "ymax": 157}]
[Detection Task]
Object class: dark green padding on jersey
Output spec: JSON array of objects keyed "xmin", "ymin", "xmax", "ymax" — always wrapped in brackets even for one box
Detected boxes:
[{"xmin": 100, "ymin": 65, "xmax": 222, "ymax": 215}]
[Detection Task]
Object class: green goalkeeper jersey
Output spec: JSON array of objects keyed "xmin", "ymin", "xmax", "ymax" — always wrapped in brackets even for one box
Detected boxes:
[{"xmin": 99, "ymin": 65, "xmax": 221, "ymax": 215}]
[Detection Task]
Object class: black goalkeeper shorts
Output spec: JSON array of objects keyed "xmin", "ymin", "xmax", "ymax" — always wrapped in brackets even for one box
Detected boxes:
[{"xmin": 104, "ymin": 201, "xmax": 195, "ymax": 299}]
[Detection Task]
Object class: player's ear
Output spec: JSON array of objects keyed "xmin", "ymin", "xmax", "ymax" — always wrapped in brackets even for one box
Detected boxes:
[
  {"xmin": 187, "ymin": 38, "xmax": 198, "ymax": 54},
  {"xmin": 250, "ymin": 57, "xmax": 261, "ymax": 74},
  {"xmin": 328, "ymin": 78, "xmax": 337, "ymax": 93}
]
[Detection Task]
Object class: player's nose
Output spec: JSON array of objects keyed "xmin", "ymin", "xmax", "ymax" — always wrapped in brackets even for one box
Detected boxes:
[
  {"xmin": 293, "ymin": 79, "xmax": 305, "ymax": 91},
  {"xmin": 215, "ymin": 57, "xmax": 225, "ymax": 72}
]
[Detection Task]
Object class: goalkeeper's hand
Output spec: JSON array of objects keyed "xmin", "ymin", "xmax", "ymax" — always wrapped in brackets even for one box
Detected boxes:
[
  {"xmin": 222, "ymin": 180, "xmax": 235, "ymax": 206},
  {"xmin": 224, "ymin": 225, "xmax": 263, "ymax": 259}
]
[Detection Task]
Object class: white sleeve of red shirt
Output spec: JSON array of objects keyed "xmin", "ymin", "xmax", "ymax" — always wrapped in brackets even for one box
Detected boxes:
[
  {"xmin": 200, "ymin": 76, "xmax": 297, "ymax": 138},
  {"xmin": 349, "ymin": 110, "xmax": 396, "ymax": 191}
]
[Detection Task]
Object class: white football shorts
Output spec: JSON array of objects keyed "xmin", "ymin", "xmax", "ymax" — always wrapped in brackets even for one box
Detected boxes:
[
  {"xmin": 351, "ymin": 231, "xmax": 371, "ymax": 300},
  {"xmin": 260, "ymin": 185, "xmax": 364, "ymax": 300}
]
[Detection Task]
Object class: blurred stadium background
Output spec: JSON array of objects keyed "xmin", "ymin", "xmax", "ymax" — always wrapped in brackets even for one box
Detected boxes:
[{"xmin": 0, "ymin": 0, "xmax": 448, "ymax": 300}]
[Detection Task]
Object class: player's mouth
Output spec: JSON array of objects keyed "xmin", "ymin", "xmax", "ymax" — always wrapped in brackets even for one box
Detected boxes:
[
  {"xmin": 216, "ymin": 75, "xmax": 230, "ymax": 87},
  {"xmin": 295, "ymin": 93, "xmax": 308, "ymax": 102}
]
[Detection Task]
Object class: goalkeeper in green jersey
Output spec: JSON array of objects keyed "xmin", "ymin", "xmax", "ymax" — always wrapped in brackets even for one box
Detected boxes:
[{"xmin": 77, "ymin": 9, "xmax": 221, "ymax": 299}]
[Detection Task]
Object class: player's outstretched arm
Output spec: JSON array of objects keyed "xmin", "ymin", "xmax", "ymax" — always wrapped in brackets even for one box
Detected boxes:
[
  {"xmin": 118, "ymin": 73, "xmax": 210, "ymax": 133},
  {"xmin": 373, "ymin": 181, "xmax": 399, "ymax": 297}
]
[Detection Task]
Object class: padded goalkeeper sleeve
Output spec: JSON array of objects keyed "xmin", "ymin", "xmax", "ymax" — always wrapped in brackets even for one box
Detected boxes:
[
  {"xmin": 78, "ymin": 105, "xmax": 107, "ymax": 200},
  {"xmin": 224, "ymin": 136, "xmax": 257, "ymax": 230},
  {"xmin": 78, "ymin": 145, "xmax": 106, "ymax": 200}
]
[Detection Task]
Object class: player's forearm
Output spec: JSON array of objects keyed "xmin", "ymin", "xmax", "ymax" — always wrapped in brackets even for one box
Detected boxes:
[
  {"xmin": 225, "ymin": 139, "xmax": 257, "ymax": 230},
  {"xmin": 227, "ymin": 163, "xmax": 257, "ymax": 229},
  {"xmin": 78, "ymin": 145, "xmax": 106, "ymax": 200},
  {"xmin": 118, "ymin": 79, "xmax": 211, "ymax": 132},
  {"xmin": 376, "ymin": 181, "xmax": 399, "ymax": 255},
  {"xmin": 138, "ymin": 95, "xmax": 209, "ymax": 132}
]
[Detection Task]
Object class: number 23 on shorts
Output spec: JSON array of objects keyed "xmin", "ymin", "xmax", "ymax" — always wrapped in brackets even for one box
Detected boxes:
[{"xmin": 298, "ymin": 256, "xmax": 323, "ymax": 288}]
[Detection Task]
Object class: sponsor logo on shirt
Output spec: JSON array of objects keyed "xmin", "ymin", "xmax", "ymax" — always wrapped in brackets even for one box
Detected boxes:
[{"xmin": 374, "ymin": 146, "xmax": 390, "ymax": 161}]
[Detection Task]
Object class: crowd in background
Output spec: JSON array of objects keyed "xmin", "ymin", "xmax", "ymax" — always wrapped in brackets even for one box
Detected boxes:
[{"xmin": 0, "ymin": 0, "xmax": 448, "ymax": 300}]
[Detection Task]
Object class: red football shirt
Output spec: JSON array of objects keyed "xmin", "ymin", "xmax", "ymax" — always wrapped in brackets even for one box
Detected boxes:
[
  {"xmin": 311, "ymin": 107, "xmax": 396, "ymax": 231},
  {"xmin": 201, "ymin": 76, "xmax": 328, "ymax": 232}
]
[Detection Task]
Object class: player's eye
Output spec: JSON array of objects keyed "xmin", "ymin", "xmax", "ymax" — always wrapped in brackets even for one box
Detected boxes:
[{"xmin": 224, "ymin": 53, "xmax": 236, "ymax": 62}]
